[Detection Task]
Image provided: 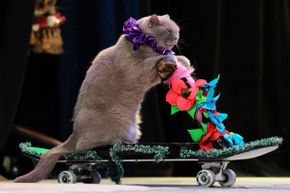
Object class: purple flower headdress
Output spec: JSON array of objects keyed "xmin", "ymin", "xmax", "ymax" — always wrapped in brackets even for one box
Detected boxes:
[{"xmin": 123, "ymin": 17, "xmax": 175, "ymax": 56}]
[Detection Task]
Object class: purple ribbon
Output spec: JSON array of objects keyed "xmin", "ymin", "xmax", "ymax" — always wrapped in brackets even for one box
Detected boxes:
[{"xmin": 123, "ymin": 17, "xmax": 175, "ymax": 56}]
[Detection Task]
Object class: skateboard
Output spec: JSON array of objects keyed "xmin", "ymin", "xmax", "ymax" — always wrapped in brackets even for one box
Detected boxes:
[{"xmin": 19, "ymin": 136, "xmax": 282, "ymax": 187}]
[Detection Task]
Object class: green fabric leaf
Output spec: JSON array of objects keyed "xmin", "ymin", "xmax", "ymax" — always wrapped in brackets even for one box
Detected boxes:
[
  {"xmin": 200, "ymin": 122, "xmax": 208, "ymax": 133},
  {"xmin": 203, "ymin": 112, "xmax": 209, "ymax": 118},
  {"xmin": 187, "ymin": 105, "xmax": 197, "ymax": 119},
  {"xmin": 171, "ymin": 106, "xmax": 180, "ymax": 115},
  {"xmin": 187, "ymin": 128, "xmax": 206, "ymax": 142},
  {"xmin": 196, "ymin": 90, "xmax": 207, "ymax": 104}
]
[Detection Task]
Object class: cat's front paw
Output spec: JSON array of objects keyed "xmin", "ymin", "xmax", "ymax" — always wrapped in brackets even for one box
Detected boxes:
[{"xmin": 156, "ymin": 58, "xmax": 177, "ymax": 80}]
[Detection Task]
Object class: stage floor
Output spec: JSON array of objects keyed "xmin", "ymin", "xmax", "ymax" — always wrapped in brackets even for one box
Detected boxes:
[{"xmin": 1, "ymin": 177, "xmax": 290, "ymax": 193}]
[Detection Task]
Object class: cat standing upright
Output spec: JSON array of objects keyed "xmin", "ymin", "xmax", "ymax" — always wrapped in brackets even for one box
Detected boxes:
[{"xmin": 15, "ymin": 14, "xmax": 191, "ymax": 182}]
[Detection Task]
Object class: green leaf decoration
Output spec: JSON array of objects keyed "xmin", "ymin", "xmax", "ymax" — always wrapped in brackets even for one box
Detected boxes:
[
  {"xmin": 171, "ymin": 106, "xmax": 180, "ymax": 115},
  {"xmin": 196, "ymin": 90, "xmax": 207, "ymax": 103},
  {"xmin": 200, "ymin": 122, "xmax": 208, "ymax": 133},
  {"xmin": 187, "ymin": 105, "xmax": 197, "ymax": 119},
  {"xmin": 187, "ymin": 128, "xmax": 206, "ymax": 142},
  {"xmin": 203, "ymin": 112, "xmax": 209, "ymax": 118}
]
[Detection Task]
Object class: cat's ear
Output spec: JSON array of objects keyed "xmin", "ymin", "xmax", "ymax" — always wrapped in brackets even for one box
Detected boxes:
[
  {"xmin": 149, "ymin": 14, "xmax": 160, "ymax": 27},
  {"xmin": 161, "ymin": 14, "xmax": 170, "ymax": 20}
]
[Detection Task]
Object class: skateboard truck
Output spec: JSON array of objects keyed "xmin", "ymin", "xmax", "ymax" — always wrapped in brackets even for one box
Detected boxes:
[
  {"xmin": 197, "ymin": 161, "xmax": 236, "ymax": 187},
  {"xmin": 58, "ymin": 163, "xmax": 101, "ymax": 184}
]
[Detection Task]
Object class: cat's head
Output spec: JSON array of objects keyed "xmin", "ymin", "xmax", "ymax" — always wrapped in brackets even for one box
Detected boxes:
[{"xmin": 137, "ymin": 14, "xmax": 180, "ymax": 49}]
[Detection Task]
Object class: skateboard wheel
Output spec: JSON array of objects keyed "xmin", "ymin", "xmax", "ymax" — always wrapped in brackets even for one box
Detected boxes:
[
  {"xmin": 58, "ymin": 170, "xmax": 77, "ymax": 184},
  {"xmin": 219, "ymin": 169, "xmax": 236, "ymax": 187},
  {"xmin": 196, "ymin": 169, "xmax": 215, "ymax": 187},
  {"xmin": 80, "ymin": 170, "xmax": 101, "ymax": 184},
  {"xmin": 90, "ymin": 170, "xmax": 101, "ymax": 184}
]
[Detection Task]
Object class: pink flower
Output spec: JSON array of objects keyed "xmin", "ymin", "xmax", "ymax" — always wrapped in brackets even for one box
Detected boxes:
[{"xmin": 166, "ymin": 79, "xmax": 198, "ymax": 111}]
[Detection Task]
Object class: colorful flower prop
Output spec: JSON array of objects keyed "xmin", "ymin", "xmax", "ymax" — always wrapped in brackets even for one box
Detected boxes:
[{"xmin": 165, "ymin": 62, "xmax": 244, "ymax": 151}]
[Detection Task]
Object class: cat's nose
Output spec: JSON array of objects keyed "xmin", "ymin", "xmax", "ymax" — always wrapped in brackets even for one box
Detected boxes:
[{"xmin": 173, "ymin": 35, "xmax": 179, "ymax": 40}]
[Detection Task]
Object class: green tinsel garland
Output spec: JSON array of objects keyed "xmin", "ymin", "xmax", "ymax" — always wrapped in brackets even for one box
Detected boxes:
[
  {"xmin": 19, "ymin": 137, "xmax": 282, "ymax": 184},
  {"xmin": 19, "ymin": 142, "xmax": 105, "ymax": 168},
  {"xmin": 19, "ymin": 142, "xmax": 170, "ymax": 184},
  {"xmin": 64, "ymin": 151, "xmax": 106, "ymax": 169},
  {"xmin": 108, "ymin": 144, "xmax": 169, "ymax": 184},
  {"xmin": 180, "ymin": 136, "xmax": 283, "ymax": 159}
]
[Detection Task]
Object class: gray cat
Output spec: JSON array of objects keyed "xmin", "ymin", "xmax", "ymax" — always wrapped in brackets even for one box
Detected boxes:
[{"xmin": 15, "ymin": 14, "xmax": 191, "ymax": 182}]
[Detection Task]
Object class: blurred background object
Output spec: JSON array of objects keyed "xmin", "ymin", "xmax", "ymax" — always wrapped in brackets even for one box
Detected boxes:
[
  {"xmin": 1, "ymin": 0, "xmax": 289, "ymax": 179},
  {"xmin": 30, "ymin": 0, "xmax": 65, "ymax": 55}
]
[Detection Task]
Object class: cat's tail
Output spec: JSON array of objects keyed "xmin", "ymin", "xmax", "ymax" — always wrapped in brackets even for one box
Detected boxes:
[{"xmin": 14, "ymin": 134, "xmax": 77, "ymax": 183}]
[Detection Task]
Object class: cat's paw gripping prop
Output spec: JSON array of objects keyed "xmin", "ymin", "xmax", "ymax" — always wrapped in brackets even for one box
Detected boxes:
[{"xmin": 156, "ymin": 58, "xmax": 177, "ymax": 80}]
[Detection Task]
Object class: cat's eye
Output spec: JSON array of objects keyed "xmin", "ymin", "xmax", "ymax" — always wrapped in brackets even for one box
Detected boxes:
[{"xmin": 167, "ymin": 29, "xmax": 172, "ymax": 34}]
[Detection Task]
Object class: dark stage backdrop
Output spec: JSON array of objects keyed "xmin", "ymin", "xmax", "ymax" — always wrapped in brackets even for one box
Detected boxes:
[
  {"xmin": 0, "ymin": 0, "xmax": 34, "ymax": 164},
  {"xmin": 10, "ymin": 0, "xmax": 290, "ymax": 177}
]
